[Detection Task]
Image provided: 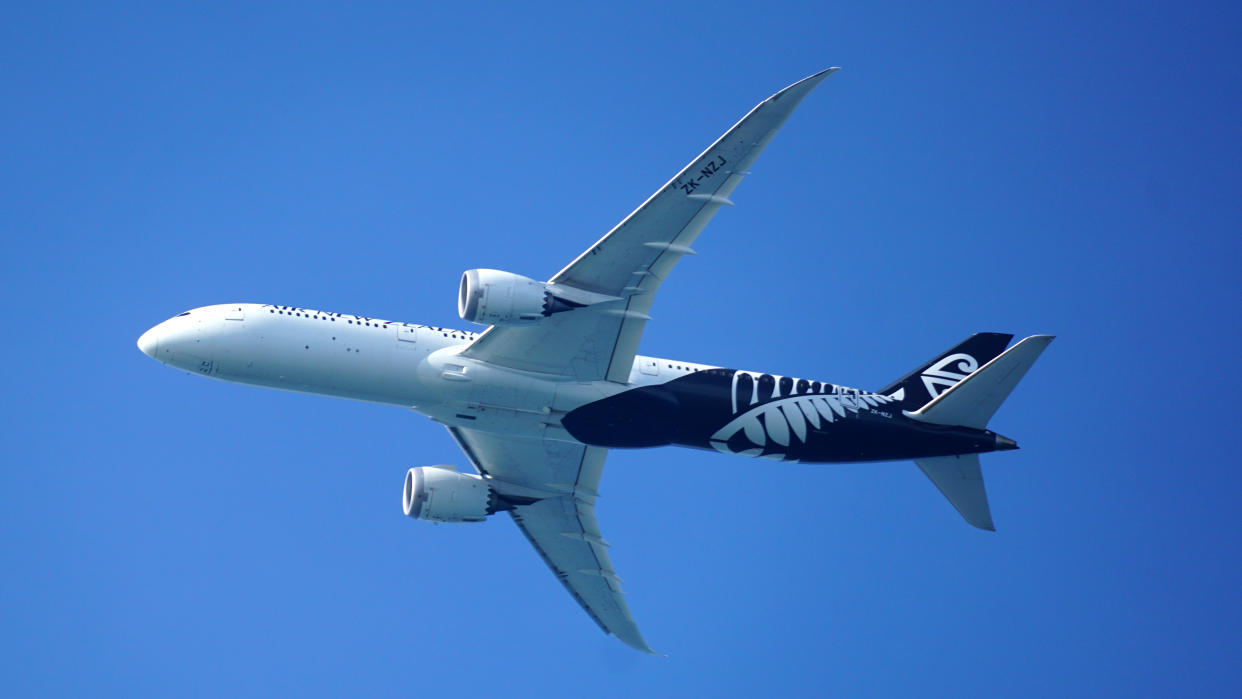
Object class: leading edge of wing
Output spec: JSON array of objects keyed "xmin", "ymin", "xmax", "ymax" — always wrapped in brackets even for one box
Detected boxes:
[{"xmin": 548, "ymin": 66, "xmax": 840, "ymax": 289}]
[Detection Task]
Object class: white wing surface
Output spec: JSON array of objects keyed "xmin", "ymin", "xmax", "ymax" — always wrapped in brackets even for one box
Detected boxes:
[
  {"xmin": 461, "ymin": 68, "xmax": 838, "ymax": 382},
  {"xmin": 447, "ymin": 427, "xmax": 654, "ymax": 653}
]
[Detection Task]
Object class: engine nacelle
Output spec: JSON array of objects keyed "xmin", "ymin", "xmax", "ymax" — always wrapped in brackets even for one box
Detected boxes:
[
  {"xmin": 402, "ymin": 466, "xmax": 492, "ymax": 523},
  {"xmin": 458, "ymin": 269, "xmax": 583, "ymax": 326}
]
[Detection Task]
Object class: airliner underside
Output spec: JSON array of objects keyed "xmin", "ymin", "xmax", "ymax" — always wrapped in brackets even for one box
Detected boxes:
[{"xmin": 138, "ymin": 69, "xmax": 1052, "ymax": 653}]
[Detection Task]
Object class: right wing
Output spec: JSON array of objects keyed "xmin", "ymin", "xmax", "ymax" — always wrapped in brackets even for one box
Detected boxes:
[
  {"xmin": 447, "ymin": 427, "xmax": 654, "ymax": 653},
  {"xmin": 460, "ymin": 68, "xmax": 838, "ymax": 383}
]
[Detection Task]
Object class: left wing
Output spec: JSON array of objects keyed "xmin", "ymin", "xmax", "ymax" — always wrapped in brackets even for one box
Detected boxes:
[
  {"xmin": 461, "ymin": 68, "xmax": 838, "ymax": 382},
  {"xmin": 447, "ymin": 427, "xmax": 654, "ymax": 653}
]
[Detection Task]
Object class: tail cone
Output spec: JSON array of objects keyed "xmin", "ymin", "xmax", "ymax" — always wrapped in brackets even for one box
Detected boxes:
[{"xmin": 995, "ymin": 434, "xmax": 1019, "ymax": 451}]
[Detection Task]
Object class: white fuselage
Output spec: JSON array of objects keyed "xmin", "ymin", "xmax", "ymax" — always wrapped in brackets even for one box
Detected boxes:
[{"xmin": 138, "ymin": 303, "xmax": 716, "ymax": 442}]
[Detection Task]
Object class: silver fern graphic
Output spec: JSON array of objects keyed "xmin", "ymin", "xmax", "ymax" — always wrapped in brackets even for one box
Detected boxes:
[{"xmin": 711, "ymin": 372, "xmax": 894, "ymax": 460}]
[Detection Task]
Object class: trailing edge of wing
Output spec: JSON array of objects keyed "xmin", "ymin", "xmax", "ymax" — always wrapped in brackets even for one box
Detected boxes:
[
  {"xmin": 446, "ymin": 427, "xmax": 655, "ymax": 653},
  {"xmin": 460, "ymin": 68, "xmax": 839, "ymax": 383},
  {"xmin": 510, "ymin": 499, "xmax": 656, "ymax": 654}
]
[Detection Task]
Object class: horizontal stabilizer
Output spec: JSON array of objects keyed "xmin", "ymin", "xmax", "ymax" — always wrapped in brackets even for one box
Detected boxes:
[
  {"xmin": 915, "ymin": 454, "xmax": 994, "ymax": 531},
  {"xmin": 906, "ymin": 335, "xmax": 1054, "ymax": 429}
]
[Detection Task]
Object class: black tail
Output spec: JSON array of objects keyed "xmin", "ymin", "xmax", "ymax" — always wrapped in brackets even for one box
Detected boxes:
[{"xmin": 878, "ymin": 333, "xmax": 1013, "ymax": 411}]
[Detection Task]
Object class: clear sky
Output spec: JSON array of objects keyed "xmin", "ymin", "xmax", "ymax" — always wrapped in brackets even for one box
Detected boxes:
[{"xmin": 3, "ymin": 2, "xmax": 1240, "ymax": 696}]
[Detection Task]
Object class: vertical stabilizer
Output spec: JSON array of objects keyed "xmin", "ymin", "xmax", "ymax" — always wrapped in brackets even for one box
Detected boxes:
[
  {"xmin": 914, "ymin": 454, "xmax": 994, "ymax": 531},
  {"xmin": 906, "ymin": 335, "xmax": 1054, "ymax": 429},
  {"xmin": 904, "ymin": 335, "xmax": 1053, "ymax": 531},
  {"xmin": 879, "ymin": 333, "xmax": 1013, "ymax": 410}
]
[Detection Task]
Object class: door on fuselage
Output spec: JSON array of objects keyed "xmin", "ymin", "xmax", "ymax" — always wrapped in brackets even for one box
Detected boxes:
[{"xmin": 395, "ymin": 324, "xmax": 420, "ymax": 348}]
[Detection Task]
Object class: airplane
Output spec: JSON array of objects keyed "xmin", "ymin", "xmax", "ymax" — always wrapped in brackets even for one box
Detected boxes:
[{"xmin": 137, "ymin": 68, "xmax": 1052, "ymax": 653}]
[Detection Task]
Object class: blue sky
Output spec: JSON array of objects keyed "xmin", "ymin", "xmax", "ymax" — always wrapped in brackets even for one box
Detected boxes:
[{"xmin": 3, "ymin": 2, "xmax": 1240, "ymax": 696}]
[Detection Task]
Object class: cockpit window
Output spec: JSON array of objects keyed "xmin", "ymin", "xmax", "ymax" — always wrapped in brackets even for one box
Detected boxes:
[{"xmin": 177, "ymin": 312, "xmax": 191, "ymax": 317}]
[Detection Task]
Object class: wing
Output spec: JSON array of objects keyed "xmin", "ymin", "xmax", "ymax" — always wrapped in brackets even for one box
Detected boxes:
[
  {"xmin": 447, "ymin": 427, "xmax": 654, "ymax": 653},
  {"xmin": 461, "ymin": 68, "xmax": 838, "ymax": 382}
]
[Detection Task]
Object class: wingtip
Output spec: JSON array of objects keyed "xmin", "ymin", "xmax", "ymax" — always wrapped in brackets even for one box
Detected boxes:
[
  {"xmin": 617, "ymin": 633, "xmax": 661, "ymax": 655},
  {"xmin": 967, "ymin": 514, "xmax": 996, "ymax": 532},
  {"xmin": 805, "ymin": 66, "xmax": 841, "ymax": 82},
  {"xmin": 771, "ymin": 67, "xmax": 840, "ymax": 102}
]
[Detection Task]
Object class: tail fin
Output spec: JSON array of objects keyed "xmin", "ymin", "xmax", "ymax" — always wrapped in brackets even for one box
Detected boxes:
[
  {"xmin": 906, "ymin": 335, "xmax": 1054, "ymax": 532},
  {"xmin": 879, "ymin": 332, "xmax": 1013, "ymax": 410},
  {"xmin": 906, "ymin": 335, "xmax": 1054, "ymax": 429}
]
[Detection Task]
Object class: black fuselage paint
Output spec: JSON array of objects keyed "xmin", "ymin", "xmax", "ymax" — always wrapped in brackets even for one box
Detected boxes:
[{"xmin": 561, "ymin": 370, "xmax": 1002, "ymax": 463}]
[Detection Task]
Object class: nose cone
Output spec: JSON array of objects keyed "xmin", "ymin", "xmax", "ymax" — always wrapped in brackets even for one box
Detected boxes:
[{"xmin": 137, "ymin": 327, "xmax": 161, "ymax": 359}]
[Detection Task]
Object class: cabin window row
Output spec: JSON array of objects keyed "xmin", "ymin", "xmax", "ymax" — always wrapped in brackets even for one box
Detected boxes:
[{"xmin": 268, "ymin": 309, "xmax": 478, "ymax": 338}]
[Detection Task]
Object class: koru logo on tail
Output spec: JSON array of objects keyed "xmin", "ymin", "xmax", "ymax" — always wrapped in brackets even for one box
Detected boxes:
[{"xmin": 921, "ymin": 353, "xmax": 979, "ymax": 398}]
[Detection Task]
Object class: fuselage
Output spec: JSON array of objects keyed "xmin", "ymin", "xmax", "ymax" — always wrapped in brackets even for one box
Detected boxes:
[{"xmin": 138, "ymin": 303, "xmax": 1007, "ymax": 463}]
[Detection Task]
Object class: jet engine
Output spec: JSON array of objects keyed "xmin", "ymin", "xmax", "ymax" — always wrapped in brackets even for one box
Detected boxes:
[
  {"xmin": 402, "ymin": 466, "xmax": 496, "ymax": 523},
  {"xmin": 458, "ymin": 269, "xmax": 583, "ymax": 326}
]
